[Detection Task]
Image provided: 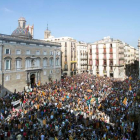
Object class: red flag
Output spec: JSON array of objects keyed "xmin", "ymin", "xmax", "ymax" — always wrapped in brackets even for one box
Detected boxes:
[
  {"xmin": 87, "ymin": 95, "xmax": 92, "ymax": 100},
  {"xmin": 26, "ymin": 26, "xmax": 29, "ymax": 31}
]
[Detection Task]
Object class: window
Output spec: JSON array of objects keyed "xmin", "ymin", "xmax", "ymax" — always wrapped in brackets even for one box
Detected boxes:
[
  {"xmin": 44, "ymin": 51, "xmax": 47, "ymax": 55},
  {"xmin": 35, "ymin": 58, "xmax": 40, "ymax": 67},
  {"xmin": 26, "ymin": 50, "xmax": 30, "ymax": 55},
  {"xmin": 5, "ymin": 59, "xmax": 11, "ymax": 70},
  {"xmin": 5, "ymin": 75, "xmax": 10, "ymax": 81},
  {"xmin": 25, "ymin": 59, "xmax": 31, "ymax": 68},
  {"xmin": 36, "ymin": 50, "xmax": 40, "ymax": 55},
  {"xmin": 56, "ymin": 58, "xmax": 60, "ymax": 66},
  {"xmin": 44, "ymin": 71, "xmax": 46, "ymax": 75},
  {"xmin": 43, "ymin": 58, "xmax": 47, "ymax": 67},
  {"xmin": 16, "ymin": 50, "xmax": 21, "ymax": 55},
  {"xmin": 16, "ymin": 74, "xmax": 20, "ymax": 79},
  {"xmin": 50, "ymin": 70, "xmax": 53, "ymax": 74},
  {"xmin": 56, "ymin": 51, "xmax": 60, "ymax": 56},
  {"xmin": 49, "ymin": 58, "xmax": 54, "ymax": 66},
  {"xmin": 50, "ymin": 51, "xmax": 53, "ymax": 56},
  {"xmin": 5, "ymin": 49, "xmax": 10, "ymax": 54},
  {"xmin": 16, "ymin": 59, "xmax": 22, "ymax": 70}
]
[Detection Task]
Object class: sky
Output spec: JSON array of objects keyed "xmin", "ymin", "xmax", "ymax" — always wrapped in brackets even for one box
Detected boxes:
[{"xmin": 0, "ymin": 0, "xmax": 140, "ymax": 48}]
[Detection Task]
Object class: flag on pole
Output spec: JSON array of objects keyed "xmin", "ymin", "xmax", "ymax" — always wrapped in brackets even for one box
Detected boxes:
[{"xmin": 123, "ymin": 97, "xmax": 127, "ymax": 106}]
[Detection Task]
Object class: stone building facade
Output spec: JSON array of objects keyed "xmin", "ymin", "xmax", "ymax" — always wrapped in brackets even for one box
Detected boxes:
[{"xmin": 0, "ymin": 18, "xmax": 61, "ymax": 95}]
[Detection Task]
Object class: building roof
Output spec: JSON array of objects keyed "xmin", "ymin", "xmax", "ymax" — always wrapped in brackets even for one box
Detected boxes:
[
  {"xmin": 11, "ymin": 28, "xmax": 32, "ymax": 39},
  {"xmin": 0, "ymin": 34, "xmax": 61, "ymax": 47}
]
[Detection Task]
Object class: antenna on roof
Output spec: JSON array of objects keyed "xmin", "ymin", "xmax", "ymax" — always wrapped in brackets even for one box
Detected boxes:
[{"xmin": 47, "ymin": 24, "xmax": 48, "ymax": 30}]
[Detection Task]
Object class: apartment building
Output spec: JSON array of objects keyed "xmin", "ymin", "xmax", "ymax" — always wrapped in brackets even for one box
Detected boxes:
[
  {"xmin": 77, "ymin": 42, "xmax": 88, "ymax": 74},
  {"xmin": 88, "ymin": 36, "xmax": 125, "ymax": 79}
]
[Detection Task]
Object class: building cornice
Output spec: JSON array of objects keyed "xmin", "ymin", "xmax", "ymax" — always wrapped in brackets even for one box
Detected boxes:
[{"xmin": 0, "ymin": 34, "xmax": 61, "ymax": 47}]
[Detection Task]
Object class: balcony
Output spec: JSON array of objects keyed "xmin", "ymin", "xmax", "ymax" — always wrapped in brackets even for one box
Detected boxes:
[
  {"xmin": 89, "ymin": 62, "xmax": 92, "ymax": 66},
  {"xmin": 25, "ymin": 66, "xmax": 42, "ymax": 71},
  {"xmin": 96, "ymin": 63, "xmax": 99, "ymax": 66},
  {"xmin": 110, "ymin": 69, "xmax": 113, "ymax": 73},
  {"xmin": 119, "ymin": 57, "xmax": 124, "ymax": 60},
  {"xmin": 103, "ymin": 63, "xmax": 107, "ymax": 66},
  {"xmin": 103, "ymin": 70, "xmax": 107, "ymax": 73},
  {"xmin": 96, "ymin": 68, "xmax": 99, "ymax": 72},
  {"xmin": 109, "ymin": 63, "xmax": 113, "ymax": 66},
  {"xmin": 119, "ymin": 51, "xmax": 124, "ymax": 54},
  {"xmin": 63, "ymin": 69, "xmax": 68, "ymax": 71},
  {"xmin": 119, "ymin": 46, "xmax": 124, "ymax": 49}
]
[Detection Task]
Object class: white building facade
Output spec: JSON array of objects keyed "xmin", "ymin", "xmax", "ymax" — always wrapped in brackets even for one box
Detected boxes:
[
  {"xmin": 88, "ymin": 37, "xmax": 125, "ymax": 79},
  {"xmin": 77, "ymin": 42, "xmax": 88, "ymax": 74}
]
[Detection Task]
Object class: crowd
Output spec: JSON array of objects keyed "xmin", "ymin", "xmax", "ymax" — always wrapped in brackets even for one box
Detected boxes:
[{"xmin": 0, "ymin": 73, "xmax": 140, "ymax": 140}]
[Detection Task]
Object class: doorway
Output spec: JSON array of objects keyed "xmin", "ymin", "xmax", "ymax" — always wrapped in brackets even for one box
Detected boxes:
[{"xmin": 30, "ymin": 74, "xmax": 35, "ymax": 88}]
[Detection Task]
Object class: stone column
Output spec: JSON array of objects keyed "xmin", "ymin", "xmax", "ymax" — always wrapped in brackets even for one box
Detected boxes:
[{"xmin": 138, "ymin": 39, "xmax": 140, "ymax": 79}]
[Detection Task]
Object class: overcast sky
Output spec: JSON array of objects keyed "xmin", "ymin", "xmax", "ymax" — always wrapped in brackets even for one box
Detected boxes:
[{"xmin": 0, "ymin": 0, "xmax": 140, "ymax": 48}]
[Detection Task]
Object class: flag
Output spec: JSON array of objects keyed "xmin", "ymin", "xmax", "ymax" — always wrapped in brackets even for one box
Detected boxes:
[
  {"xmin": 26, "ymin": 26, "xmax": 29, "ymax": 31},
  {"xmin": 129, "ymin": 76, "xmax": 132, "ymax": 80},
  {"xmin": 87, "ymin": 95, "xmax": 92, "ymax": 101},
  {"xmin": 38, "ymin": 81, "xmax": 40, "ymax": 86},
  {"xmin": 129, "ymin": 86, "xmax": 132, "ymax": 91},
  {"xmin": 123, "ymin": 97, "xmax": 127, "ymax": 106},
  {"xmin": 98, "ymin": 104, "xmax": 101, "ymax": 109}
]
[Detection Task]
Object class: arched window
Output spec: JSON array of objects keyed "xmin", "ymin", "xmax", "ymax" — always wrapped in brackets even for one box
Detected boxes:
[
  {"xmin": 4, "ymin": 57, "xmax": 12, "ymax": 70},
  {"xmin": 25, "ymin": 58, "xmax": 31, "ymax": 68},
  {"xmin": 56, "ymin": 58, "xmax": 60, "ymax": 66},
  {"xmin": 43, "ymin": 58, "xmax": 47, "ymax": 68},
  {"xmin": 35, "ymin": 58, "xmax": 40, "ymax": 67},
  {"xmin": 16, "ymin": 58, "xmax": 22, "ymax": 70},
  {"xmin": 49, "ymin": 58, "xmax": 53, "ymax": 66}
]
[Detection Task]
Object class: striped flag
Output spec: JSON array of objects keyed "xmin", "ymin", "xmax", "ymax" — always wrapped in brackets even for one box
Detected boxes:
[
  {"xmin": 98, "ymin": 104, "xmax": 101, "ymax": 109},
  {"xmin": 123, "ymin": 97, "xmax": 127, "ymax": 106}
]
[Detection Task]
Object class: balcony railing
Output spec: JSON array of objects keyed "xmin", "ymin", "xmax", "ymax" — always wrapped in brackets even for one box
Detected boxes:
[
  {"xmin": 96, "ymin": 69, "xmax": 99, "ymax": 72},
  {"xmin": 119, "ymin": 57, "xmax": 124, "ymax": 60},
  {"xmin": 119, "ymin": 51, "xmax": 124, "ymax": 54},
  {"xmin": 25, "ymin": 66, "xmax": 42, "ymax": 70},
  {"xmin": 103, "ymin": 63, "xmax": 107, "ymax": 66},
  {"xmin": 103, "ymin": 70, "xmax": 107, "ymax": 73}
]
